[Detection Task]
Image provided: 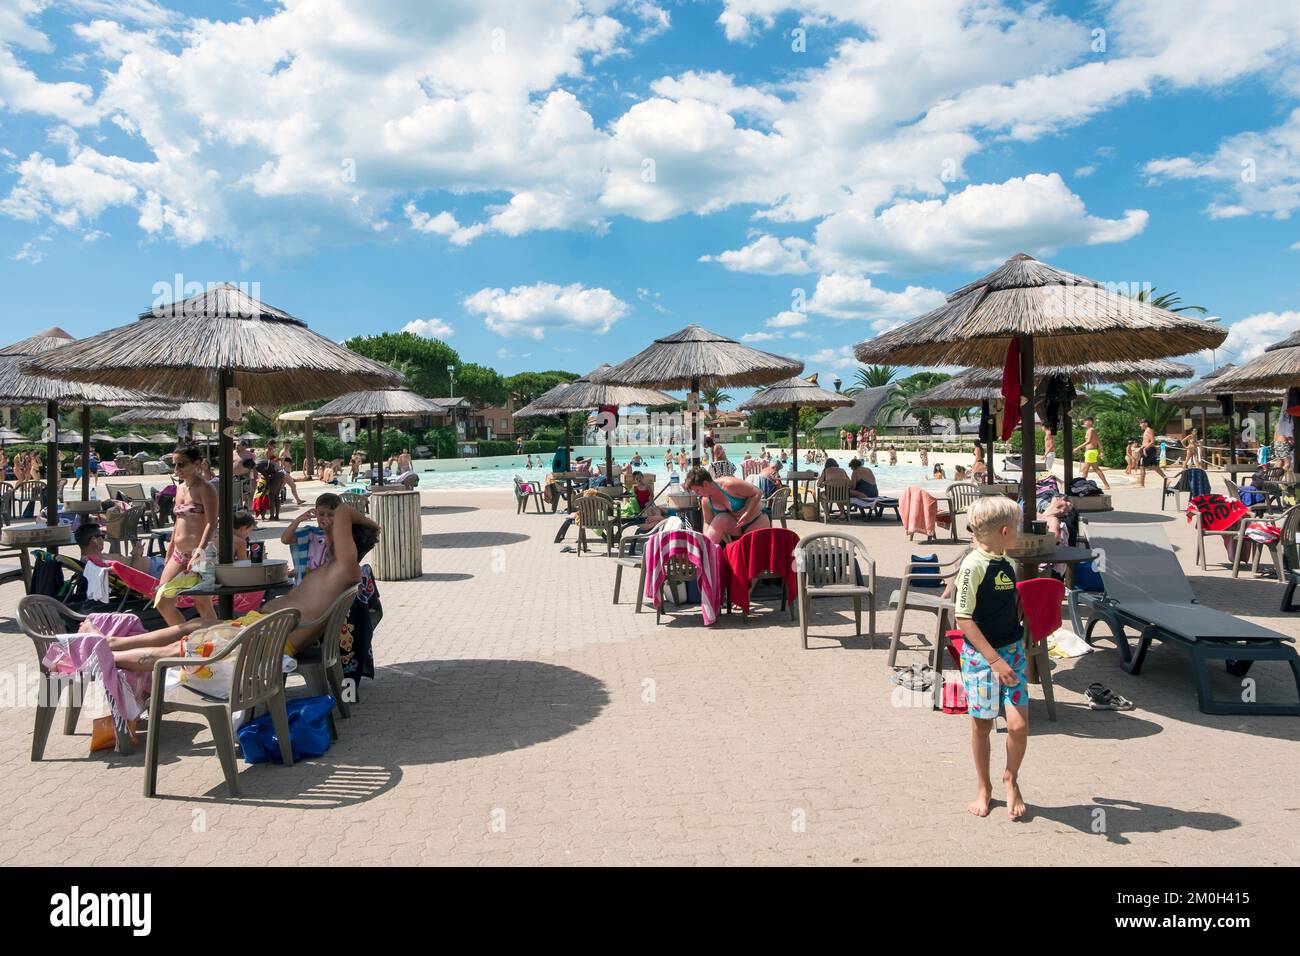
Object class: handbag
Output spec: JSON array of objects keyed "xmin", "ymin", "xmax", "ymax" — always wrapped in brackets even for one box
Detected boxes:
[{"xmin": 236, "ymin": 695, "xmax": 335, "ymax": 763}]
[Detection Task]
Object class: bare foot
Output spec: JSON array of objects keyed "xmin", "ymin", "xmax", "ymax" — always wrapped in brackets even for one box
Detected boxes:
[
  {"xmin": 967, "ymin": 786, "xmax": 992, "ymax": 817},
  {"xmin": 1004, "ymin": 772, "xmax": 1026, "ymax": 821}
]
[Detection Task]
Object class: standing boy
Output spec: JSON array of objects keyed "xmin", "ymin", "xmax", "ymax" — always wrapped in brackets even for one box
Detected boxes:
[{"xmin": 953, "ymin": 495, "xmax": 1029, "ymax": 821}]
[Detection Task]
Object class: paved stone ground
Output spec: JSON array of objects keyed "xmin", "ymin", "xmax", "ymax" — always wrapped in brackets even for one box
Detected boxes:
[{"xmin": 0, "ymin": 480, "xmax": 1297, "ymax": 866}]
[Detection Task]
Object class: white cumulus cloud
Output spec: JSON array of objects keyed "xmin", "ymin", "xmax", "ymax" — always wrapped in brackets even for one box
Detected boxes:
[
  {"xmin": 1222, "ymin": 311, "xmax": 1300, "ymax": 363},
  {"xmin": 402, "ymin": 318, "xmax": 454, "ymax": 338},
  {"xmin": 464, "ymin": 281, "xmax": 629, "ymax": 338}
]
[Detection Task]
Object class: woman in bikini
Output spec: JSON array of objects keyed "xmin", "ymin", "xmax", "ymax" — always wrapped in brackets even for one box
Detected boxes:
[
  {"xmin": 682, "ymin": 466, "xmax": 770, "ymax": 546},
  {"xmin": 154, "ymin": 444, "xmax": 219, "ymax": 627}
]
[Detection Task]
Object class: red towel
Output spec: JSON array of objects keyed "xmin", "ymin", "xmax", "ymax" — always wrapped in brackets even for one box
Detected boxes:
[
  {"xmin": 722, "ymin": 528, "xmax": 800, "ymax": 615},
  {"xmin": 1000, "ymin": 337, "xmax": 1021, "ymax": 440},
  {"xmin": 1186, "ymin": 493, "xmax": 1247, "ymax": 532}
]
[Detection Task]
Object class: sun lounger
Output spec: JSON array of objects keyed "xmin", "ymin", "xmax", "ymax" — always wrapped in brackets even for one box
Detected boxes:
[{"xmin": 1078, "ymin": 524, "xmax": 1300, "ymax": 716}]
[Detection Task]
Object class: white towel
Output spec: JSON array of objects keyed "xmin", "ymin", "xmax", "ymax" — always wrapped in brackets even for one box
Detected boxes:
[{"xmin": 84, "ymin": 561, "xmax": 111, "ymax": 603}]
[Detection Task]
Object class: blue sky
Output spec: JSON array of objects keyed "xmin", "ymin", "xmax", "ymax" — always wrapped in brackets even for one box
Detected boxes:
[{"xmin": 1, "ymin": 0, "xmax": 1298, "ymax": 398}]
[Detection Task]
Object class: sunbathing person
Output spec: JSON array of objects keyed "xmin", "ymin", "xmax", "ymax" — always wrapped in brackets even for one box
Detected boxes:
[{"xmin": 107, "ymin": 502, "xmax": 377, "ymax": 670}]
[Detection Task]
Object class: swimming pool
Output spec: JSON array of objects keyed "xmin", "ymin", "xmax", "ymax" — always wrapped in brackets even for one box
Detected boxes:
[{"xmin": 415, "ymin": 444, "xmax": 953, "ymax": 493}]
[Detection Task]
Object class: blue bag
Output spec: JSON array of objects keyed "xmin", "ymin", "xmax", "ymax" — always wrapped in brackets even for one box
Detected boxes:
[
  {"xmin": 909, "ymin": 554, "xmax": 942, "ymax": 587},
  {"xmin": 237, "ymin": 695, "xmax": 335, "ymax": 764}
]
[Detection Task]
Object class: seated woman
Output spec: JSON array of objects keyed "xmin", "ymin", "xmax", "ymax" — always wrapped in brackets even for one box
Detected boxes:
[
  {"xmin": 682, "ymin": 466, "xmax": 769, "ymax": 546},
  {"xmin": 107, "ymin": 501, "xmax": 378, "ymax": 670},
  {"xmin": 818, "ymin": 457, "xmax": 850, "ymax": 486},
  {"xmin": 847, "ymin": 459, "xmax": 878, "ymax": 498},
  {"xmin": 932, "ymin": 463, "xmax": 946, "ymax": 480}
]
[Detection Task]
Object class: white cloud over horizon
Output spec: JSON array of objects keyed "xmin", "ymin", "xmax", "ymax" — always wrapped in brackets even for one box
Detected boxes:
[
  {"xmin": 463, "ymin": 280, "xmax": 630, "ymax": 338},
  {"xmin": 402, "ymin": 317, "xmax": 454, "ymax": 338}
]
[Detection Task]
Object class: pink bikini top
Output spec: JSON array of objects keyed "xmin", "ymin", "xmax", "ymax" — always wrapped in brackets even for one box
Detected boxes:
[{"xmin": 174, "ymin": 499, "xmax": 205, "ymax": 516}]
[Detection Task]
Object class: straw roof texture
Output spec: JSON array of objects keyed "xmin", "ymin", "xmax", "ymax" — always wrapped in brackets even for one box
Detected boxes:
[
  {"xmin": 738, "ymin": 375, "xmax": 854, "ymax": 411},
  {"xmin": 109, "ymin": 402, "xmax": 220, "ymax": 425},
  {"xmin": 23, "ymin": 283, "xmax": 403, "ymax": 404},
  {"xmin": 1206, "ymin": 331, "xmax": 1300, "ymax": 391},
  {"xmin": 854, "ymin": 254, "xmax": 1225, "ymax": 367},
  {"xmin": 813, "ymin": 386, "xmax": 894, "ymax": 431},
  {"xmin": 0, "ymin": 327, "xmax": 75, "ymax": 356},
  {"xmin": 592, "ymin": 325, "xmax": 802, "ymax": 390},
  {"xmin": 910, "ymin": 359, "xmax": 1195, "ymax": 409},
  {"xmin": 1165, "ymin": 364, "xmax": 1279, "ymax": 404},
  {"xmin": 513, "ymin": 365, "xmax": 675, "ymax": 417},
  {"xmin": 312, "ymin": 387, "xmax": 447, "ymax": 420}
]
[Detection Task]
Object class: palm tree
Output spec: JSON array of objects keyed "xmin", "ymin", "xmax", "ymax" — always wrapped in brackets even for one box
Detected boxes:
[
  {"xmin": 843, "ymin": 364, "xmax": 897, "ymax": 396},
  {"xmin": 939, "ymin": 406, "xmax": 973, "ymax": 434},
  {"xmin": 1079, "ymin": 378, "xmax": 1180, "ymax": 433},
  {"xmin": 878, "ymin": 381, "xmax": 931, "ymax": 433},
  {"xmin": 700, "ymin": 386, "xmax": 733, "ymax": 420},
  {"xmin": 1132, "ymin": 286, "xmax": 1208, "ymax": 315}
]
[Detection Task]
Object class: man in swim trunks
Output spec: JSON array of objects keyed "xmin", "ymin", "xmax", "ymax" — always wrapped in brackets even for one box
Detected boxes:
[
  {"xmin": 1137, "ymin": 418, "xmax": 1164, "ymax": 488},
  {"xmin": 106, "ymin": 503, "xmax": 377, "ymax": 670},
  {"xmin": 1072, "ymin": 417, "xmax": 1111, "ymax": 489}
]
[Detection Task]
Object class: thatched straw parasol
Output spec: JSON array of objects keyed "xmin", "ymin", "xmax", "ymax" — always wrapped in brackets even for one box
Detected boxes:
[
  {"xmin": 23, "ymin": 285, "xmax": 404, "ymax": 609},
  {"xmin": 513, "ymin": 366, "xmax": 675, "ymax": 480},
  {"xmin": 592, "ymin": 326, "xmax": 802, "ymax": 467},
  {"xmin": 1156, "ymin": 364, "xmax": 1279, "ymax": 464},
  {"xmin": 312, "ymin": 387, "xmax": 446, "ymax": 485},
  {"xmin": 0, "ymin": 327, "xmax": 165, "ymax": 518},
  {"xmin": 855, "ymin": 254, "xmax": 1224, "ymax": 529},
  {"xmin": 0, "ymin": 427, "xmax": 28, "ymax": 444},
  {"xmin": 145, "ymin": 432, "xmax": 174, "ymax": 445},
  {"xmin": 739, "ymin": 374, "xmax": 851, "ymax": 502},
  {"xmin": 1204, "ymin": 330, "xmax": 1300, "ymax": 473},
  {"xmin": 911, "ymin": 358, "xmax": 1195, "ymax": 485},
  {"xmin": 110, "ymin": 401, "xmax": 220, "ymax": 426}
]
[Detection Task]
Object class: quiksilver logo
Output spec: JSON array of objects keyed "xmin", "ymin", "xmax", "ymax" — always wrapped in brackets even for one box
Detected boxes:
[{"xmin": 49, "ymin": 886, "xmax": 151, "ymax": 936}]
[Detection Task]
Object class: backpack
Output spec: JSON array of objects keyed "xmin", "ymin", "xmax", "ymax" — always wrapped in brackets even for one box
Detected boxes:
[{"xmin": 29, "ymin": 551, "xmax": 65, "ymax": 599}]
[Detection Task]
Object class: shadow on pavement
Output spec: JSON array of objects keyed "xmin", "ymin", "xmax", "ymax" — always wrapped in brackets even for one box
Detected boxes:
[
  {"xmin": 423, "ymin": 531, "xmax": 528, "ymax": 549},
  {"xmin": 1029, "ymin": 796, "xmax": 1240, "ymax": 845}
]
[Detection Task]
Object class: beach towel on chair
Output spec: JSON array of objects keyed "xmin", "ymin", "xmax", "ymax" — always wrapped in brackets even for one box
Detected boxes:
[
  {"xmin": 1186, "ymin": 493, "xmax": 1247, "ymax": 532},
  {"xmin": 899, "ymin": 486, "xmax": 940, "ymax": 539}
]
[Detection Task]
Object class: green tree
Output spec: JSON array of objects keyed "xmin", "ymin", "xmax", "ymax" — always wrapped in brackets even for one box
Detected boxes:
[
  {"xmin": 700, "ymin": 386, "xmax": 733, "ymax": 419},
  {"xmin": 1132, "ymin": 286, "xmax": 1208, "ymax": 315},
  {"xmin": 344, "ymin": 331, "xmax": 459, "ymax": 397},
  {"xmin": 843, "ymin": 364, "xmax": 897, "ymax": 395},
  {"xmin": 1077, "ymin": 378, "xmax": 1180, "ymax": 434},
  {"xmin": 455, "ymin": 362, "xmax": 507, "ymax": 407},
  {"xmin": 504, "ymin": 370, "xmax": 579, "ymax": 406},
  {"xmin": 876, "ymin": 371, "xmax": 952, "ymax": 433}
]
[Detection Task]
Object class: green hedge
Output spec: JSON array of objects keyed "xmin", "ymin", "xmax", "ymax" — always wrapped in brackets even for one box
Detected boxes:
[{"xmin": 1095, "ymin": 411, "xmax": 1132, "ymax": 469}]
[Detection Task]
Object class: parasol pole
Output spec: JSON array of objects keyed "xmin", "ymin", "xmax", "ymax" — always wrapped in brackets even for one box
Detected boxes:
[
  {"xmin": 690, "ymin": 376, "xmax": 701, "ymax": 468},
  {"xmin": 1062, "ymin": 396, "xmax": 1074, "ymax": 490},
  {"xmin": 788, "ymin": 402, "xmax": 799, "ymax": 502},
  {"xmin": 982, "ymin": 399, "xmax": 994, "ymax": 480},
  {"xmin": 304, "ymin": 416, "xmax": 315, "ymax": 479},
  {"xmin": 217, "ymin": 368, "xmax": 234, "ymax": 620},
  {"xmin": 376, "ymin": 413, "xmax": 385, "ymax": 487},
  {"xmin": 604, "ymin": 408, "xmax": 614, "ymax": 488},
  {"xmin": 81, "ymin": 405, "xmax": 91, "ymax": 500},
  {"xmin": 45, "ymin": 399, "xmax": 59, "ymax": 526},
  {"xmin": 1019, "ymin": 334, "xmax": 1035, "ymax": 534}
]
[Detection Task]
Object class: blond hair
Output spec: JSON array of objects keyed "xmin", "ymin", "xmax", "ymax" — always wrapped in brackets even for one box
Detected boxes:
[{"xmin": 965, "ymin": 495, "xmax": 1021, "ymax": 543}]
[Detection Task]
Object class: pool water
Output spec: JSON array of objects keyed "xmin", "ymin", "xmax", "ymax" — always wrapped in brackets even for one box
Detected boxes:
[{"xmin": 416, "ymin": 444, "xmax": 953, "ymax": 494}]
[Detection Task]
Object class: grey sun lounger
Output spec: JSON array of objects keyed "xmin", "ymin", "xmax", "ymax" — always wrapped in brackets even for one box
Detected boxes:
[{"xmin": 1078, "ymin": 524, "xmax": 1300, "ymax": 716}]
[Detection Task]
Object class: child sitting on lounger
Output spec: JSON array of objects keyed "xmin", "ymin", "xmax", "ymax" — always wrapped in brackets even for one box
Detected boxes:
[{"xmin": 953, "ymin": 495, "xmax": 1029, "ymax": 822}]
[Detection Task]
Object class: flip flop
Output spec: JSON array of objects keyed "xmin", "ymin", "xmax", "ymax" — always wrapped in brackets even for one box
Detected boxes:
[{"xmin": 1086, "ymin": 682, "xmax": 1135, "ymax": 711}]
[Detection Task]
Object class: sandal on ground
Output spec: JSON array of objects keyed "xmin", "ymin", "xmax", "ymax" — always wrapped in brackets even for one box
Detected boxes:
[
  {"xmin": 1086, "ymin": 682, "xmax": 1135, "ymax": 711},
  {"xmin": 891, "ymin": 664, "xmax": 934, "ymax": 692}
]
